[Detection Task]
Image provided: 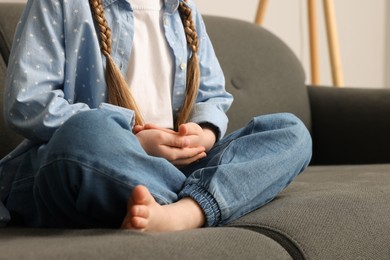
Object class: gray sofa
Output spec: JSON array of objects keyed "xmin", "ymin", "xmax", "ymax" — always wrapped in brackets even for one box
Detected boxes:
[{"xmin": 1, "ymin": 3, "xmax": 389, "ymax": 260}]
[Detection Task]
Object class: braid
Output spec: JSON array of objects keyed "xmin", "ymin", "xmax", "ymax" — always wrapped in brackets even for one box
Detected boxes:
[
  {"xmin": 89, "ymin": 0, "xmax": 200, "ymax": 129},
  {"xmin": 89, "ymin": 0, "xmax": 111, "ymax": 56},
  {"xmin": 89, "ymin": 0, "xmax": 144, "ymax": 126},
  {"xmin": 177, "ymin": 0, "xmax": 200, "ymax": 129}
]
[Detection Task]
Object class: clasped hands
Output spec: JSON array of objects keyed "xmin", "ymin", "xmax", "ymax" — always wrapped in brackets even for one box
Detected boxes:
[{"xmin": 134, "ymin": 122, "xmax": 216, "ymax": 167}]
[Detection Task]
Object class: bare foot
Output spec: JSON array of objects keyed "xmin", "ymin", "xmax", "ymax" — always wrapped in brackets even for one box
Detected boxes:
[{"xmin": 121, "ymin": 185, "xmax": 206, "ymax": 232}]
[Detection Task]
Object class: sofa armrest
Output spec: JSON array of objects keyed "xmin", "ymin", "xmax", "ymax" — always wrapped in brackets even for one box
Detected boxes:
[{"xmin": 308, "ymin": 86, "xmax": 390, "ymax": 165}]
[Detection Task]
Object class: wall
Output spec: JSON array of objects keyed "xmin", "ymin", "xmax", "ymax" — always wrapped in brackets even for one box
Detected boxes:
[
  {"xmin": 386, "ymin": 1, "xmax": 390, "ymax": 88},
  {"xmin": 1, "ymin": 0, "xmax": 387, "ymax": 88},
  {"xmin": 195, "ymin": 0, "xmax": 387, "ymax": 89}
]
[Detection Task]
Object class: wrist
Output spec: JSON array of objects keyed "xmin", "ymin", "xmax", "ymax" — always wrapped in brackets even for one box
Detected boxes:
[{"xmin": 199, "ymin": 123, "xmax": 217, "ymax": 151}]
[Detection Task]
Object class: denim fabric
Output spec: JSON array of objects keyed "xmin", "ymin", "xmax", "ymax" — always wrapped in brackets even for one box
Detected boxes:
[
  {"xmin": 180, "ymin": 113, "xmax": 312, "ymax": 226},
  {"xmin": 5, "ymin": 110, "xmax": 311, "ymax": 228},
  {"xmin": 0, "ymin": 0, "xmax": 232, "ymax": 225}
]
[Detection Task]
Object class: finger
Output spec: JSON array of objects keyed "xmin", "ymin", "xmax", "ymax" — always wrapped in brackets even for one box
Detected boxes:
[
  {"xmin": 176, "ymin": 123, "xmax": 203, "ymax": 147},
  {"xmin": 133, "ymin": 125, "xmax": 144, "ymax": 134},
  {"xmin": 143, "ymin": 124, "xmax": 177, "ymax": 134},
  {"xmin": 143, "ymin": 123, "xmax": 161, "ymax": 130},
  {"xmin": 160, "ymin": 145, "xmax": 205, "ymax": 161},
  {"xmin": 172, "ymin": 152, "xmax": 207, "ymax": 167},
  {"xmin": 178, "ymin": 124, "xmax": 189, "ymax": 136},
  {"xmin": 160, "ymin": 132, "xmax": 190, "ymax": 148},
  {"xmin": 179, "ymin": 122, "xmax": 201, "ymax": 135},
  {"xmin": 137, "ymin": 127, "xmax": 188, "ymax": 148}
]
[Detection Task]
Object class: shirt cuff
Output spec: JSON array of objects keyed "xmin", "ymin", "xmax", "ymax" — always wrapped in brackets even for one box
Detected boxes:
[
  {"xmin": 190, "ymin": 104, "xmax": 229, "ymax": 140},
  {"xmin": 98, "ymin": 103, "xmax": 135, "ymax": 128}
]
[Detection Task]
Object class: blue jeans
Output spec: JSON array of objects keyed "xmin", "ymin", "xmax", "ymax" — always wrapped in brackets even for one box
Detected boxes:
[{"xmin": 5, "ymin": 109, "xmax": 312, "ymax": 228}]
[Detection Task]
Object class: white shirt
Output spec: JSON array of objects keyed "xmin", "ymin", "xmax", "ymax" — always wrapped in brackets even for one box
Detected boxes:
[{"xmin": 126, "ymin": 0, "xmax": 174, "ymax": 128}]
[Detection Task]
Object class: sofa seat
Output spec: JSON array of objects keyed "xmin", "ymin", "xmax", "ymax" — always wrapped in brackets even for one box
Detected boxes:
[
  {"xmin": 1, "ymin": 164, "xmax": 389, "ymax": 260},
  {"xmin": 0, "ymin": 228, "xmax": 292, "ymax": 260},
  {"xmin": 232, "ymin": 164, "xmax": 390, "ymax": 259}
]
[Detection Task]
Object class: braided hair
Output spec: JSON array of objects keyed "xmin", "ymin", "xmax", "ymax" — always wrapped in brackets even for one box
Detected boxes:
[
  {"xmin": 89, "ymin": 0, "xmax": 200, "ymax": 129},
  {"xmin": 176, "ymin": 0, "xmax": 200, "ymax": 128}
]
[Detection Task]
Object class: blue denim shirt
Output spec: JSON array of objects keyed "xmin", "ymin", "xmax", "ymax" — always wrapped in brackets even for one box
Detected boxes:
[{"xmin": 0, "ymin": 0, "xmax": 233, "ymax": 224}]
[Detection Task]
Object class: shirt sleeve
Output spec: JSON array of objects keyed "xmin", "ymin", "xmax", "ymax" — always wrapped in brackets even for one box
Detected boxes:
[
  {"xmin": 4, "ymin": 1, "xmax": 84, "ymax": 142},
  {"xmin": 4, "ymin": 1, "xmax": 136, "ymax": 142},
  {"xmin": 186, "ymin": 1, "xmax": 234, "ymax": 140}
]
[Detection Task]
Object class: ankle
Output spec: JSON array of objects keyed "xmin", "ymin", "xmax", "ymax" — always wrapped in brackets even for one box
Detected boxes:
[{"xmin": 168, "ymin": 197, "xmax": 205, "ymax": 229}]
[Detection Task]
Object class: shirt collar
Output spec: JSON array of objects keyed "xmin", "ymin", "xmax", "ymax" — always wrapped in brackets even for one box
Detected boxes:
[
  {"xmin": 164, "ymin": 0, "xmax": 180, "ymax": 14},
  {"xmin": 102, "ymin": 0, "xmax": 118, "ymax": 8}
]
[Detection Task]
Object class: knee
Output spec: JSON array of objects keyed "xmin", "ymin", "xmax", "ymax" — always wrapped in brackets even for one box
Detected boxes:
[
  {"xmin": 252, "ymin": 113, "xmax": 312, "ymax": 162},
  {"xmin": 251, "ymin": 113, "xmax": 309, "ymax": 136},
  {"xmin": 58, "ymin": 109, "xmax": 132, "ymax": 137},
  {"xmin": 279, "ymin": 113, "xmax": 311, "ymax": 140},
  {"xmin": 43, "ymin": 109, "xmax": 133, "ymax": 161},
  {"xmin": 277, "ymin": 113, "xmax": 311, "ymax": 144},
  {"xmin": 281, "ymin": 113, "xmax": 312, "ymax": 166}
]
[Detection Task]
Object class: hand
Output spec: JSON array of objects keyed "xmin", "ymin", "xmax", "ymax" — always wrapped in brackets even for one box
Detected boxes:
[
  {"xmin": 176, "ymin": 123, "xmax": 216, "ymax": 152},
  {"xmin": 134, "ymin": 124, "xmax": 207, "ymax": 167},
  {"xmin": 136, "ymin": 123, "xmax": 216, "ymax": 152}
]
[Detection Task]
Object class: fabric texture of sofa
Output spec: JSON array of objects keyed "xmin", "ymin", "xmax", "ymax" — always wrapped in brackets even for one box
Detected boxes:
[{"xmin": 1, "ymin": 3, "xmax": 390, "ymax": 260}]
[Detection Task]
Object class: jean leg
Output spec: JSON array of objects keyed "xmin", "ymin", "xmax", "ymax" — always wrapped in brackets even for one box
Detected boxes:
[
  {"xmin": 31, "ymin": 109, "xmax": 186, "ymax": 228},
  {"xmin": 179, "ymin": 113, "xmax": 312, "ymax": 226}
]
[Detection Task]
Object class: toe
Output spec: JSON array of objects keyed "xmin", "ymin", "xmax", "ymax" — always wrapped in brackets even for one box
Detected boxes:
[
  {"xmin": 132, "ymin": 216, "xmax": 148, "ymax": 230},
  {"xmin": 131, "ymin": 204, "xmax": 149, "ymax": 218},
  {"xmin": 132, "ymin": 185, "xmax": 155, "ymax": 205}
]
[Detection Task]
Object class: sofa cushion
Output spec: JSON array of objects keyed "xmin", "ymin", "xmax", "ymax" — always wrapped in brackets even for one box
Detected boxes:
[
  {"xmin": 0, "ymin": 54, "xmax": 23, "ymax": 158},
  {"xmin": 231, "ymin": 164, "xmax": 390, "ymax": 260},
  {"xmin": 0, "ymin": 3, "xmax": 24, "ymax": 158},
  {"xmin": 0, "ymin": 227, "xmax": 292, "ymax": 260},
  {"xmin": 309, "ymin": 86, "xmax": 390, "ymax": 165},
  {"xmin": 203, "ymin": 16, "xmax": 311, "ymax": 133}
]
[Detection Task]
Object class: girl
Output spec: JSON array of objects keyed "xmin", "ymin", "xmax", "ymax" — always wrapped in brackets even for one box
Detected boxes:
[{"xmin": 0, "ymin": 0, "xmax": 312, "ymax": 231}]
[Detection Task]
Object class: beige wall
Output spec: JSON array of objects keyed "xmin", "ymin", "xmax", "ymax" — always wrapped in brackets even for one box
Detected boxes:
[
  {"xmin": 386, "ymin": 1, "xmax": 390, "ymax": 88},
  {"xmin": 1, "ymin": 0, "xmax": 388, "ymax": 88},
  {"xmin": 195, "ymin": 0, "xmax": 387, "ymax": 89}
]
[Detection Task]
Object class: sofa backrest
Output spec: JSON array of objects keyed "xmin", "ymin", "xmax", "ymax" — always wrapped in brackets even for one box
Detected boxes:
[
  {"xmin": 0, "ymin": 3, "xmax": 24, "ymax": 158},
  {"xmin": 0, "ymin": 3, "xmax": 311, "ymax": 158},
  {"xmin": 203, "ymin": 16, "xmax": 311, "ymax": 133}
]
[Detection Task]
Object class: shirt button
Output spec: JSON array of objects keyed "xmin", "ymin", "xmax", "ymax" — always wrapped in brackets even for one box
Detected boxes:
[
  {"xmin": 164, "ymin": 17, "xmax": 169, "ymax": 26},
  {"xmin": 180, "ymin": 63, "xmax": 187, "ymax": 70}
]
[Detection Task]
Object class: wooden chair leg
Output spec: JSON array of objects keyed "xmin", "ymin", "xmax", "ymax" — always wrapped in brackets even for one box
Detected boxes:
[
  {"xmin": 323, "ymin": 0, "xmax": 344, "ymax": 87},
  {"xmin": 255, "ymin": 0, "xmax": 269, "ymax": 25},
  {"xmin": 308, "ymin": 0, "xmax": 320, "ymax": 85},
  {"xmin": 255, "ymin": 0, "xmax": 343, "ymax": 87}
]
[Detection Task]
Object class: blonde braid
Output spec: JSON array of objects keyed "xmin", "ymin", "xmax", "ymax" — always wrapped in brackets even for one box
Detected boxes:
[
  {"xmin": 177, "ymin": 0, "xmax": 201, "ymax": 129},
  {"xmin": 89, "ymin": 0, "xmax": 144, "ymax": 126}
]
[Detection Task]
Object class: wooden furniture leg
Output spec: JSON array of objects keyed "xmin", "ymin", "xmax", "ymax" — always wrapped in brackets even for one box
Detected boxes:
[
  {"xmin": 308, "ymin": 0, "xmax": 320, "ymax": 85},
  {"xmin": 255, "ymin": 0, "xmax": 269, "ymax": 25},
  {"xmin": 323, "ymin": 0, "xmax": 344, "ymax": 87},
  {"xmin": 254, "ymin": 0, "xmax": 344, "ymax": 87}
]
